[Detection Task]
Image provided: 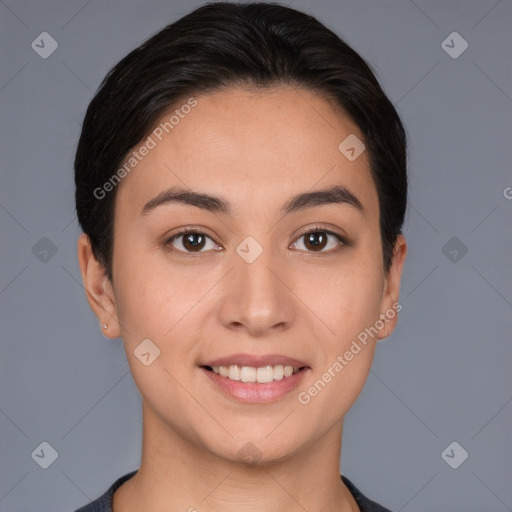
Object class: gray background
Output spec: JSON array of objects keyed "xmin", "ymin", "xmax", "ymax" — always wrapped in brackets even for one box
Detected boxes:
[{"xmin": 1, "ymin": 0, "xmax": 511, "ymax": 511}]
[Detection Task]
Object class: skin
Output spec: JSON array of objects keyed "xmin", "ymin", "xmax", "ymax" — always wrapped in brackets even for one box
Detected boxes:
[{"xmin": 78, "ymin": 85, "xmax": 407, "ymax": 512}]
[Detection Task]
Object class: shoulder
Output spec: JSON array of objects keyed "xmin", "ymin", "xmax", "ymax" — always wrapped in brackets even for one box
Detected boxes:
[
  {"xmin": 73, "ymin": 470, "xmax": 138, "ymax": 512},
  {"xmin": 341, "ymin": 475, "xmax": 394, "ymax": 512}
]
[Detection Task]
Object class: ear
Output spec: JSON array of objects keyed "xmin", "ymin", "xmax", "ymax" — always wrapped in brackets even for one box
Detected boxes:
[
  {"xmin": 376, "ymin": 234, "xmax": 407, "ymax": 340},
  {"xmin": 77, "ymin": 232, "xmax": 121, "ymax": 339}
]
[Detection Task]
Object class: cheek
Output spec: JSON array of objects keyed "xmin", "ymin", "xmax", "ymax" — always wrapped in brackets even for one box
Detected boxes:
[
  {"xmin": 111, "ymin": 257, "xmax": 203, "ymax": 412},
  {"xmin": 295, "ymin": 255, "xmax": 384, "ymax": 420},
  {"xmin": 113, "ymin": 246, "xmax": 209, "ymax": 339},
  {"xmin": 313, "ymin": 244, "xmax": 384, "ymax": 343}
]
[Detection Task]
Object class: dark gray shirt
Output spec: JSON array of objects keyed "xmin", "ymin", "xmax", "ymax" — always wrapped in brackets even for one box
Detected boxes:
[{"xmin": 74, "ymin": 470, "xmax": 392, "ymax": 512}]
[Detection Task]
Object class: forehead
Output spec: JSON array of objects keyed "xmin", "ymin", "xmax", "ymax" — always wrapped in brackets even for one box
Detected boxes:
[{"xmin": 116, "ymin": 85, "xmax": 378, "ymax": 220}]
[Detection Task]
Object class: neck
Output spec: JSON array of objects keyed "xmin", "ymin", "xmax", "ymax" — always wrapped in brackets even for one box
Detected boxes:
[{"xmin": 113, "ymin": 402, "xmax": 359, "ymax": 512}]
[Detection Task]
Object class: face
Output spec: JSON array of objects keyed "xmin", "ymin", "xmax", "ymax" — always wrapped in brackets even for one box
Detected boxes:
[{"xmin": 79, "ymin": 85, "xmax": 406, "ymax": 464}]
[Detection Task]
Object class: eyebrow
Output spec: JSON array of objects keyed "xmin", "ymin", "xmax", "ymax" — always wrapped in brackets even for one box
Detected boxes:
[{"xmin": 141, "ymin": 184, "xmax": 363, "ymax": 216}]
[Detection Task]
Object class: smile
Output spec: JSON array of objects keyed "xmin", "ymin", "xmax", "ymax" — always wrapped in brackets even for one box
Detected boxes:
[
  {"xmin": 200, "ymin": 364, "xmax": 310, "ymax": 403},
  {"xmin": 203, "ymin": 364, "xmax": 305, "ymax": 383}
]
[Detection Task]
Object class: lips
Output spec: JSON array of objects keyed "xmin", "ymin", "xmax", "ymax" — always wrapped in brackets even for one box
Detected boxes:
[
  {"xmin": 200, "ymin": 360, "xmax": 310, "ymax": 402},
  {"xmin": 201, "ymin": 353, "xmax": 310, "ymax": 369}
]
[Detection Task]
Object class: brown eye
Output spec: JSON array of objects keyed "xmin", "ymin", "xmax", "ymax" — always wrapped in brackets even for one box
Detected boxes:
[
  {"xmin": 182, "ymin": 232, "xmax": 206, "ymax": 251},
  {"xmin": 304, "ymin": 232, "xmax": 328, "ymax": 251},
  {"xmin": 166, "ymin": 230, "xmax": 218, "ymax": 253},
  {"xmin": 291, "ymin": 230, "xmax": 345, "ymax": 253}
]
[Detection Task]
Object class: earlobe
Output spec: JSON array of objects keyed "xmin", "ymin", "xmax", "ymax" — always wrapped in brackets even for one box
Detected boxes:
[
  {"xmin": 376, "ymin": 313, "xmax": 389, "ymax": 340},
  {"xmin": 77, "ymin": 233, "xmax": 121, "ymax": 339},
  {"xmin": 377, "ymin": 234, "xmax": 407, "ymax": 340}
]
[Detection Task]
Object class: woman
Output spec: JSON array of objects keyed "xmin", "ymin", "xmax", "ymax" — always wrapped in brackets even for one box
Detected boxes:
[{"xmin": 74, "ymin": 2, "xmax": 407, "ymax": 511}]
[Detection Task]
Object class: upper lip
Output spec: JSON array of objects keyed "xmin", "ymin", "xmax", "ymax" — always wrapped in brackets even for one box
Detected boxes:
[{"xmin": 201, "ymin": 353, "xmax": 310, "ymax": 368}]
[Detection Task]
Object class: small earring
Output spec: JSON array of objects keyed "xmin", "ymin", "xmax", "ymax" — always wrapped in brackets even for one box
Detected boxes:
[{"xmin": 102, "ymin": 322, "xmax": 108, "ymax": 330}]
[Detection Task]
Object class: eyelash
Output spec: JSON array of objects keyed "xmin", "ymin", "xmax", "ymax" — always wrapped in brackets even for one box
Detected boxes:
[{"xmin": 163, "ymin": 225, "xmax": 348, "ymax": 257}]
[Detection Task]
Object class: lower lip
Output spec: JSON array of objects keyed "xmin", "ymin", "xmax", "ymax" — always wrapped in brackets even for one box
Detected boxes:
[{"xmin": 200, "ymin": 367, "xmax": 309, "ymax": 403}]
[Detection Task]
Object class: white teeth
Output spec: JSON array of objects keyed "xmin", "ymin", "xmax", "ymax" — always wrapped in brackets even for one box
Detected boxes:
[
  {"xmin": 257, "ymin": 366, "xmax": 274, "ymax": 383},
  {"xmin": 240, "ymin": 366, "xmax": 256, "ymax": 382},
  {"xmin": 228, "ymin": 365, "xmax": 241, "ymax": 380},
  {"xmin": 273, "ymin": 365, "xmax": 284, "ymax": 380},
  {"xmin": 209, "ymin": 364, "xmax": 302, "ymax": 383}
]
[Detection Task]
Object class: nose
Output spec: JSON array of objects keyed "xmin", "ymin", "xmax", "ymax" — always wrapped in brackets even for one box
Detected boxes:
[{"xmin": 217, "ymin": 238, "xmax": 296, "ymax": 337}]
